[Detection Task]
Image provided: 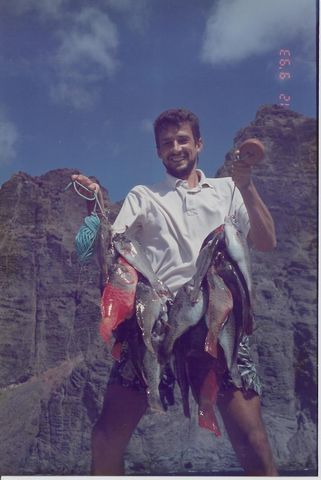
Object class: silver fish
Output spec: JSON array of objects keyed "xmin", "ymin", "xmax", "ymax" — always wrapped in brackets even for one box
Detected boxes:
[
  {"xmin": 173, "ymin": 338, "xmax": 191, "ymax": 418},
  {"xmin": 214, "ymin": 250, "xmax": 253, "ymax": 336},
  {"xmin": 188, "ymin": 225, "xmax": 225, "ymax": 304},
  {"xmin": 135, "ymin": 281, "xmax": 169, "ymax": 354},
  {"xmin": 224, "ymin": 215, "xmax": 252, "ymax": 296},
  {"xmin": 142, "ymin": 348, "xmax": 165, "ymax": 413},
  {"xmin": 160, "ymin": 282, "xmax": 208, "ymax": 363},
  {"xmin": 218, "ymin": 312, "xmax": 239, "ymax": 372},
  {"xmin": 127, "ymin": 319, "xmax": 165, "ymax": 413},
  {"xmin": 113, "ymin": 232, "xmax": 174, "ymax": 302}
]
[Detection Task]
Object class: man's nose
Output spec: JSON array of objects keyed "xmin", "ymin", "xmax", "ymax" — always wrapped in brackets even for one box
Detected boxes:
[{"xmin": 172, "ymin": 140, "xmax": 182, "ymax": 152}]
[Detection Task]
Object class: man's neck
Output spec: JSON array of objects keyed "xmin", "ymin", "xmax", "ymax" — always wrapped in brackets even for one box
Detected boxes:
[{"xmin": 184, "ymin": 169, "xmax": 200, "ymax": 188}]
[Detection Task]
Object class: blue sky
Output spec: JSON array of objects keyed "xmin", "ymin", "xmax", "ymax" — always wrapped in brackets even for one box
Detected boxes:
[{"xmin": 0, "ymin": 0, "xmax": 317, "ymax": 201}]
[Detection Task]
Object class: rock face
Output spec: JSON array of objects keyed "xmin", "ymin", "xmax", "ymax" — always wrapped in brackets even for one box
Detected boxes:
[{"xmin": 0, "ymin": 105, "xmax": 317, "ymax": 475}]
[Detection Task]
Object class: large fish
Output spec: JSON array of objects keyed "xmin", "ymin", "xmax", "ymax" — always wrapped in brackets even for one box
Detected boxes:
[
  {"xmin": 173, "ymin": 337, "xmax": 191, "ymax": 418},
  {"xmin": 126, "ymin": 317, "xmax": 165, "ymax": 413},
  {"xmin": 198, "ymin": 368, "xmax": 221, "ymax": 437},
  {"xmin": 135, "ymin": 280, "xmax": 169, "ymax": 354},
  {"xmin": 185, "ymin": 348, "xmax": 221, "ymax": 437},
  {"xmin": 159, "ymin": 282, "xmax": 208, "ymax": 363},
  {"xmin": 218, "ymin": 311, "xmax": 240, "ymax": 379},
  {"xmin": 99, "ymin": 256, "xmax": 138, "ymax": 344},
  {"xmin": 224, "ymin": 215, "xmax": 252, "ymax": 296},
  {"xmin": 204, "ymin": 265, "xmax": 233, "ymax": 358},
  {"xmin": 113, "ymin": 232, "xmax": 174, "ymax": 302},
  {"xmin": 142, "ymin": 348, "xmax": 165, "ymax": 413},
  {"xmin": 188, "ymin": 225, "xmax": 225, "ymax": 304},
  {"xmin": 214, "ymin": 250, "xmax": 253, "ymax": 336}
]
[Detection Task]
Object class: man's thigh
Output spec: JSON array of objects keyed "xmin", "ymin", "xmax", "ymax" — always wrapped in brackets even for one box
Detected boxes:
[
  {"xmin": 216, "ymin": 387, "xmax": 277, "ymax": 474},
  {"xmin": 97, "ymin": 383, "xmax": 148, "ymax": 439},
  {"xmin": 217, "ymin": 387, "xmax": 264, "ymax": 434}
]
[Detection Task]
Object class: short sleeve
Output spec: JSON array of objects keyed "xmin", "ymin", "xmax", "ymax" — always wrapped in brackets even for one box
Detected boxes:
[
  {"xmin": 230, "ymin": 185, "xmax": 250, "ymax": 239},
  {"xmin": 112, "ymin": 189, "xmax": 146, "ymax": 236}
]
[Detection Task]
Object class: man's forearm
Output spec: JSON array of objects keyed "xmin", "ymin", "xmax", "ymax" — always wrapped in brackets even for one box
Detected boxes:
[{"xmin": 239, "ymin": 181, "xmax": 276, "ymax": 252}]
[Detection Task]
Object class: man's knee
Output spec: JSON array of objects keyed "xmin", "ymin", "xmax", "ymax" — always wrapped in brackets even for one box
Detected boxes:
[{"xmin": 247, "ymin": 425, "xmax": 269, "ymax": 450}]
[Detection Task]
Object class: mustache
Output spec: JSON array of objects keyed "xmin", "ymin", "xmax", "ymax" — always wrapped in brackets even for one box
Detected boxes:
[{"xmin": 162, "ymin": 158, "xmax": 197, "ymax": 178}]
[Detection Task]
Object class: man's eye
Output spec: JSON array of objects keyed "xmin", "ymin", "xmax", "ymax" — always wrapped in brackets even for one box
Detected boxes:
[{"xmin": 178, "ymin": 137, "xmax": 189, "ymax": 144}]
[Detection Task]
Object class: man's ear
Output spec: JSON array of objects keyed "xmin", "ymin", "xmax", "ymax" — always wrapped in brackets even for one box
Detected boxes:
[{"xmin": 196, "ymin": 137, "xmax": 204, "ymax": 153}]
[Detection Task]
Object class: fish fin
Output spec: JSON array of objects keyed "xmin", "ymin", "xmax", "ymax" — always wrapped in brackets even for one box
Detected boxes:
[{"xmin": 146, "ymin": 393, "xmax": 166, "ymax": 414}]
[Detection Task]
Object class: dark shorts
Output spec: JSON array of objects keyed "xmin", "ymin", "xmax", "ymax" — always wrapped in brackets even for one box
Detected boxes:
[{"xmin": 107, "ymin": 317, "xmax": 262, "ymax": 398}]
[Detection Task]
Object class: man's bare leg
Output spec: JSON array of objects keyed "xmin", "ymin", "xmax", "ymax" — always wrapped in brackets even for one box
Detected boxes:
[
  {"xmin": 91, "ymin": 384, "xmax": 148, "ymax": 475},
  {"xmin": 217, "ymin": 388, "xmax": 278, "ymax": 476}
]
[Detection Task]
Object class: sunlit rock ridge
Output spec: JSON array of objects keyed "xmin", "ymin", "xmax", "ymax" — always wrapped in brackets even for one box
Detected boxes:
[{"xmin": 0, "ymin": 105, "xmax": 317, "ymax": 475}]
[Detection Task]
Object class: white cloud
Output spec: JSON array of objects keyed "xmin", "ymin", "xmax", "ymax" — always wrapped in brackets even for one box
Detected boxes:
[
  {"xmin": 50, "ymin": 81, "xmax": 101, "ymax": 110},
  {"xmin": 201, "ymin": 0, "xmax": 316, "ymax": 65},
  {"xmin": 56, "ymin": 8, "xmax": 119, "ymax": 75},
  {"xmin": 1, "ymin": 0, "xmax": 66, "ymax": 19},
  {"xmin": 0, "ymin": 113, "xmax": 18, "ymax": 165},
  {"xmin": 50, "ymin": 7, "xmax": 119, "ymax": 109},
  {"xmin": 3, "ymin": 1, "xmax": 150, "ymax": 110}
]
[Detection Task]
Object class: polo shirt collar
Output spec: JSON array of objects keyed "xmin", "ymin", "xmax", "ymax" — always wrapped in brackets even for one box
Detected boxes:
[{"xmin": 165, "ymin": 169, "xmax": 213, "ymax": 189}]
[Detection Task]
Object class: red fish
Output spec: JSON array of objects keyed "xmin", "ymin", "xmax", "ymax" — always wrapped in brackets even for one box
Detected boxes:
[
  {"xmin": 198, "ymin": 367, "xmax": 221, "ymax": 437},
  {"xmin": 204, "ymin": 265, "xmax": 233, "ymax": 358},
  {"xmin": 99, "ymin": 256, "xmax": 138, "ymax": 345}
]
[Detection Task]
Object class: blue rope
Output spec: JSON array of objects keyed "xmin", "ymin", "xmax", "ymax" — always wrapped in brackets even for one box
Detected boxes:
[
  {"xmin": 75, "ymin": 212, "xmax": 101, "ymax": 263},
  {"xmin": 65, "ymin": 178, "xmax": 108, "ymax": 263}
]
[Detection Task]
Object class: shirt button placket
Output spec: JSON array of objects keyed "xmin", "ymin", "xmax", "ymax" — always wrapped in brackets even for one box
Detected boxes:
[{"xmin": 186, "ymin": 191, "xmax": 197, "ymax": 216}]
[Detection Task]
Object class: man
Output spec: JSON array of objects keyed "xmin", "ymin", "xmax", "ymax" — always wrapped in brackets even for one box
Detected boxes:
[{"xmin": 72, "ymin": 108, "xmax": 278, "ymax": 475}]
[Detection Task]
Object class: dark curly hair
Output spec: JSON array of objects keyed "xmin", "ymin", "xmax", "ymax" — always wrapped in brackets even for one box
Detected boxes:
[{"xmin": 153, "ymin": 108, "xmax": 201, "ymax": 147}]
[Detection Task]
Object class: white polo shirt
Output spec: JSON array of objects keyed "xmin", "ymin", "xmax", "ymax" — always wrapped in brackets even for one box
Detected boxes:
[{"xmin": 112, "ymin": 169, "xmax": 250, "ymax": 295}]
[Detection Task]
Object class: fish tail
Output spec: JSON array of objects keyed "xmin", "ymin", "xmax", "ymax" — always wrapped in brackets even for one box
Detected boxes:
[
  {"xmin": 147, "ymin": 392, "xmax": 165, "ymax": 414},
  {"xmin": 198, "ymin": 368, "xmax": 221, "ymax": 437},
  {"xmin": 111, "ymin": 341, "xmax": 123, "ymax": 361}
]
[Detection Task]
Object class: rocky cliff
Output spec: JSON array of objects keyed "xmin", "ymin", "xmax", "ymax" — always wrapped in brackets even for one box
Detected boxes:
[{"xmin": 0, "ymin": 105, "xmax": 317, "ymax": 475}]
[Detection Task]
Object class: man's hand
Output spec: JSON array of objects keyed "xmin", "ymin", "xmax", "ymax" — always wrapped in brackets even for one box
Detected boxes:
[
  {"xmin": 229, "ymin": 141, "xmax": 276, "ymax": 252},
  {"xmin": 230, "ymin": 153, "xmax": 253, "ymax": 191},
  {"xmin": 71, "ymin": 174, "xmax": 100, "ymax": 195},
  {"xmin": 231, "ymin": 139, "xmax": 265, "ymax": 191},
  {"xmin": 70, "ymin": 173, "xmax": 105, "ymax": 216}
]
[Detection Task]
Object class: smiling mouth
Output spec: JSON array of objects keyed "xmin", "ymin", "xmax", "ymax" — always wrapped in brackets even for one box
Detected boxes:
[{"xmin": 170, "ymin": 155, "xmax": 186, "ymax": 163}]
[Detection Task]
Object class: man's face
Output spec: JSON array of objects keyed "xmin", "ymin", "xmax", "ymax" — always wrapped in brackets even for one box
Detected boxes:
[{"xmin": 157, "ymin": 122, "xmax": 203, "ymax": 179}]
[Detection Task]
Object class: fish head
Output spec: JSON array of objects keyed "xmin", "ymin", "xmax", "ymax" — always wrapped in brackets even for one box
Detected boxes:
[
  {"xmin": 200, "ymin": 224, "xmax": 225, "ymax": 251},
  {"xmin": 110, "ymin": 256, "xmax": 138, "ymax": 287},
  {"xmin": 224, "ymin": 214, "xmax": 239, "ymax": 229},
  {"xmin": 114, "ymin": 233, "xmax": 139, "ymax": 258},
  {"xmin": 214, "ymin": 223, "xmax": 225, "ymax": 235}
]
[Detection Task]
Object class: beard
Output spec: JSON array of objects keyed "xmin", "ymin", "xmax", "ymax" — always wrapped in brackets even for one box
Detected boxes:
[{"xmin": 162, "ymin": 155, "xmax": 198, "ymax": 179}]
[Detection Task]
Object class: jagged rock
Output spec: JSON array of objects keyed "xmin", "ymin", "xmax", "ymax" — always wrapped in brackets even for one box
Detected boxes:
[
  {"xmin": 217, "ymin": 104, "xmax": 317, "ymax": 471},
  {"xmin": 0, "ymin": 105, "xmax": 317, "ymax": 474}
]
